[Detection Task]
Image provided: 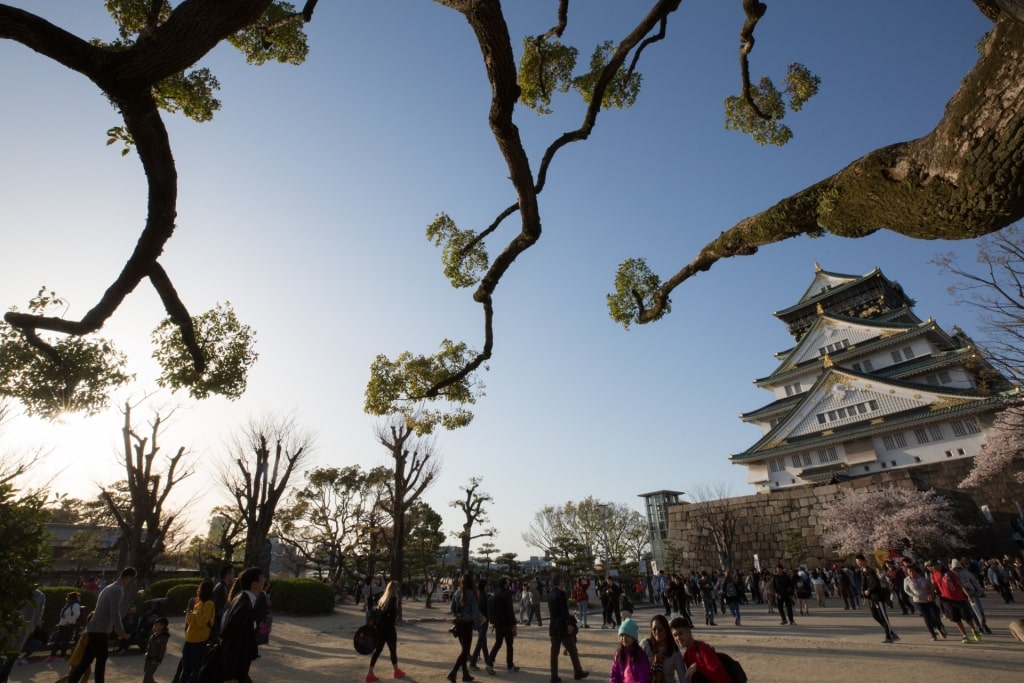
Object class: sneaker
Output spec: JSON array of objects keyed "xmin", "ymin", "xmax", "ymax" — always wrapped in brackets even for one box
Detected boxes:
[
  {"xmin": 485, "ymin": 666, "xmax": 495, "ymax": 676},
  {"xmin": 508, "ymin": 666, "xmax": 520, "ymax": 672},
  {"xmin": 972, "ymin": 630, "xmax": 981, "ymax": 642},
  {"xmin": 983, "ymin": 625, "xmax": 993, "ymax": 635},
  {"xmin": 573, "ymin": 673, "xmax": 590, "ymax": 680},
  {"xmin": 890, "ymin": 633, "xmax": 900, "ymax": 642},
  {"xmin": 961, "ymin": 636, "xmax": 971, "ymax": 644},
  {"xmin": 883, "ymin": 637, "xmax": 892, "ymax": 644},
  {"xmin": 931, "ymin": 634, "xmax": 938, "ymax": 641},
  {"xmin": 393, "ymin": 670, "xmax": 406, "ymax": 679},
  {"xmin": 939, "ymin": 629, "xmax": 948, "ymax": 639},
  {"xmin": 366, "ymin": 674, "xmax": 379, "ymax": 682}
]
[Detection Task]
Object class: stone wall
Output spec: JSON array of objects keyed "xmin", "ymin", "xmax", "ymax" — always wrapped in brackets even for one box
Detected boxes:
[{"xmin": 664, "ymin": 458, "xmax": 1024, "ymax": 571}]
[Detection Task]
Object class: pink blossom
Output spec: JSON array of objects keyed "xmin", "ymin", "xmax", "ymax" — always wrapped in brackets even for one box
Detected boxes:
[{"xmin": 961, "ymin": 404, "xmax": 1024, "ymax": 489}]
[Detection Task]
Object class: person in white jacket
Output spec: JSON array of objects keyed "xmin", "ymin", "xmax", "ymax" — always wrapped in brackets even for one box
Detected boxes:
[{"xmin": 48, "ymin": 591, "xmax": 82, "ymax": 661}]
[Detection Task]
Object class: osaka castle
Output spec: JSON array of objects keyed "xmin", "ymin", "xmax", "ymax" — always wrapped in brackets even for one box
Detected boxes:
[{"xmin": 732, "ymin": 264, "xmax": 1017, "ymax": 492}]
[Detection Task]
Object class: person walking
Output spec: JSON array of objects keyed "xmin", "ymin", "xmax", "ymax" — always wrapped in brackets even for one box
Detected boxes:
[
  {"xmin": 486, "ymin": 578, "xmax": 520, "ymax": 673},
  {"xmin": 639, "ymin": 614, "xmax": 685, "ymax": 683},
  {"xmin": 528, "ymin": 580, "xmax": 544, "ymax": 627},
  {"xmin": 903, "ymin": 564, "xmax": 946, "ymax": 640},
  {"xmin": 929, "ymin": 560, "xmax": 979, "ymax": 643},
  {"xmin": 48, "ymin": 591, "xmax": 82, "ymax": 661},
  {"xmin": 770, "ymin": 565, "xmax": 795, "ymax": 625},
  {"xmin": 721, "ymin": 571, "xmax": 742, "ymax": 626},
  {"xmin": 365, "ymin": 580, "xmax": 405, "ymax": 682},
  {"xmin": 548, "ymin": 575, "xmax": 588, "ymax": 682},
  {"xmin": 219, "ymin": 566, "xmax": 265, "ymax": 683},
  {"xmin": 448, "ymin": 573, "xmax": 483, "ymax": 683},
  {"xmin": 180, "ymin": 580, "xmax": 215, "ymax": 683},
  {"xmin": 952, "ymin": 559, "xmax": 991, "ymax": 635},
  {"xmin": 855, "ymin": 555, "xmax": 898, "ymax": 644},
  {"xmin": 211, "ymin": 566, "xmax": 234, "ymax": 641},
  {"xmin": 469, "ymin": 578, "xmax": 491, "ymax": 672},
  {"xmin": 572, "ymin": 577, "xmax": 591, "ymax": 629},
  {"xmin": 67, "ymin": 566, "xmax": 136, "ymax": 683}
]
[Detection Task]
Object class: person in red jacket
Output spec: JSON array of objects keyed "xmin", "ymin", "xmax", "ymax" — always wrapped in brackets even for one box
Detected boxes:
[
  {"xmin": 669, "ymin": 618, "xmax": 731, "ymax": 683},
  {"xmin": 926, "ymin": 560, "xmax": 979, "ymax": 643}
]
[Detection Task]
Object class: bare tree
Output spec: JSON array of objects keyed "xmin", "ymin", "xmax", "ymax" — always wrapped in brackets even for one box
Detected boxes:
[
  {"xmin": 99, "ymin": 401, "xmax": 193, "ymax": 580},
  {"xmin": 374, "ymin": 417, "xmax": 441, "ymax": 582},
  {"xmin": 221, "ymin": 415, "xmax": 314, "ymax": 569},
  {"xmin": 934, "ymin": 225, "xmax": 1024, "ymax": 384},
  {"xmin": 450, "ymin": 477, "xmax": 496, "ymax": 575},
  {"xmin": 683, "ymin": 483, "xmax": 739, "ymax": 571}
]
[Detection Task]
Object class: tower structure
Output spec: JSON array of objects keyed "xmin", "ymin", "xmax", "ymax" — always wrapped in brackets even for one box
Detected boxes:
[
  {"xmin": 732, "ymin": 265, "xmax": 1016, "ymax": 492},
  {"xmin": 638, "ymin": 490, "xmax": 683, "ymax": 572}
]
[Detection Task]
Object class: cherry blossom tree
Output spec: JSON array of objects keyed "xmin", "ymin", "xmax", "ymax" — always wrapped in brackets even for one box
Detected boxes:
[
  {"xmin": 960, "ymin": 404, "xmax": 1024, "ymax": 489},
  {"xmin": 820, "ymin": 487, "xmax": 971, "ymax": 558}
]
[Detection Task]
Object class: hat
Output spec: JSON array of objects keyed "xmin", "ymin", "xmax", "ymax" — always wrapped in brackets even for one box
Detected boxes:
[
  {"xmin": 950, "ymin": 559, "xmax": 961, "ymax": 569},
  {"xmin": 155, "ymin": 616, "xmax": 169, "ymax": 626},
  {"xmin": 618, "ymin": 618, "xmax": 639, "ymax": 641}
]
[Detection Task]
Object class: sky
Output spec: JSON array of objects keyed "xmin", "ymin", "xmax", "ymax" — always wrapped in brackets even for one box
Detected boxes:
[{"xmin": 0, "ymin": 1, "xmax": 999, "ymax": 562}]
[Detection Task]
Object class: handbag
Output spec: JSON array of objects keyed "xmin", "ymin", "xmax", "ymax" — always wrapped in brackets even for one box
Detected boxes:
[{"xmin": 354, "ymin": 624, "xmax": 380, "ymax": 655}]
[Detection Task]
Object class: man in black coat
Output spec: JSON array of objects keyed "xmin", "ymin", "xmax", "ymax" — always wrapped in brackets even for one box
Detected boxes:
[
  {"xmin": 486, "ymin": 578, "xmax": 519, "ymax": 674},
  {"xmin": 547, "ymin": 575, "xmax": 588, "ymax": 682},
  {"xmin": 217, "ymin": 567, "xmax": 264, "ymax": 683},
  {"xmin": 770, "ymin": 565, "xmax": 796, "ymax": 626}
]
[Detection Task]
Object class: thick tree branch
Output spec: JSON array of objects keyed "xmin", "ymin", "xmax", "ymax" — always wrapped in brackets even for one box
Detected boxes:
[{"xmin": 636, "ymin": 12, "xmax": 1024, "ymax": 324}]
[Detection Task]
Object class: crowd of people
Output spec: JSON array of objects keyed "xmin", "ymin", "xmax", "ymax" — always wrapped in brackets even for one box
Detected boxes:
[{"xmin": 6, "ymin": 551, "xmax": 1022, "ymax": 683}]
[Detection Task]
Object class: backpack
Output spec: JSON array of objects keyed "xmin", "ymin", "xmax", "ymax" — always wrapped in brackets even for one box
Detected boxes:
[
  {"xmin": 75, "ymin": 606, "xmax": 90, "ymax": 628},
  {"xmin": 716, "ymin": 651, "xmax": 747, "ymax": 683}
]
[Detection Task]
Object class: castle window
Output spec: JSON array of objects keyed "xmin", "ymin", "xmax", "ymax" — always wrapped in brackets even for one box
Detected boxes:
[
  {"xmin": 785, "ymin": 382, "xmax": 802, "ymax": 396},
  {"xmin": 882, "ymin": 432, "xmax": 907, "ymax": 450},
  {"xmin": 945, "ymin": 450, "xmax": 954, "ymax": 458},
  {"xmin": 817, "ymin": 447, "xmax": 839, "ymax": 463},
  {"xmin": 957, "ymin": 448, "xmax": 966, "ymax": 456},
  {"xmin": 929, "ymin": 425, "xmax": 943, "ymax": 440},
  {"xmin": 902, "ymin": 345, "xmax": 915, "ymax": 359},
  {"xmin": 951, "ymin": 418, "xmax": 981, "ymax": 437},
  {"xmin": 862, "ymin": 359, "xmax": 874, "ymax": 372},
  {"xmin": 818, "ymin": 339, "xmax": 850, "ymax": 356},
  {"xmin": 914, "ymin": 428, "xmax": 929, "ymax": 444},
  {"xmin": 768, "ymin": 458, "xmax": 785, "ymax": 473}
]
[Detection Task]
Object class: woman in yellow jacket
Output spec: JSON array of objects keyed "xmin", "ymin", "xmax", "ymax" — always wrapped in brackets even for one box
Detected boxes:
[{"xmin": 181, "ymin": 580, "xmax": 215, "ymax": 683}]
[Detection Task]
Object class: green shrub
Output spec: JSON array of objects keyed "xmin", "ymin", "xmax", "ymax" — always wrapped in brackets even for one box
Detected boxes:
[
  {"xmin": 40, "ymin": 587, "xmax": 95, "ymax": 628},
  {"xmin": 164, "ymin": 583, "xmax": 202, "ymax": 612},
  {"xmin": 269, "ymin": 578, "xmax": 335, "ymax": 615},
  {"xmin": 145, "ymin": 577, "xmax": 202, "ymax": 599}
]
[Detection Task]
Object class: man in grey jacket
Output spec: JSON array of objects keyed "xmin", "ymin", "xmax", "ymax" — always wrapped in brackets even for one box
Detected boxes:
[{"xmin": 68, "ymin": 567, "xmax": 136, "ymax": 683}]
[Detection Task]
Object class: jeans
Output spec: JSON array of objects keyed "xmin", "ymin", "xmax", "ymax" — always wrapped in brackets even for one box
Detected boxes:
[
  {"xmin": 915, "ymin": 601, "xmax": 943, "ymax": 637},
  {"xmin": 577, "ymin": 600, "xmax": 589, "ymax": 627},
  {"xmin": 470, "ymin": 621, "xmax": 489, "ymax": 666}
]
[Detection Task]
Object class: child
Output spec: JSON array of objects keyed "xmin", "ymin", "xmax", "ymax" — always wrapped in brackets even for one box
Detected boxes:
[
  {"xmin": 143, "ymin": 616, "xmax": 170, "ymax": 683},
  {"xmin": 610, "ymin": 617, "xmax": 651, "ymax": 683}
]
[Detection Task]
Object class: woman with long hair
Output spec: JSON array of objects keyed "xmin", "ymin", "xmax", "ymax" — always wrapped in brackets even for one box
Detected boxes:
[
  {"xmin": 639, "ymin": 614, "xmax": 685, "ymax": 683},
  {"xmin": 181, "ymin": 580, "xmax": 215, "ymax": 683},
  {"xmin": 365, "ymin": 580, "xmax": 405, "ymax": 682},
  {"xmin": 448, "ymin": 573, "xmax": 482, "ymax": 683}
]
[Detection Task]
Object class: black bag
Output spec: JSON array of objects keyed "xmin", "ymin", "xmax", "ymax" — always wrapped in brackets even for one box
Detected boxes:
[
  {"xmin": 716, "ymin": 651, "xmax": 747, "ymax": 683},
  {"xmin": 354, "ymin": 624, "xmax": 380, "ymax": 655},
  {"xmin": 197, "ymin": 642, "xmax": 224, "ymax": 683}
]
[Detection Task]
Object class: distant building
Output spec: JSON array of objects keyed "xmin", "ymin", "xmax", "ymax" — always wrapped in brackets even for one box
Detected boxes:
[
  {"xmin": 46, "ymin": 523, "xmax": 123, "ymax": 575},
  {"xmin": 638, "ymin": 490, "xmax": 683, "ymax": 572},
  {"xmin": 733, "ymin": 264, "xmax": 1016, "ymax": 491}
]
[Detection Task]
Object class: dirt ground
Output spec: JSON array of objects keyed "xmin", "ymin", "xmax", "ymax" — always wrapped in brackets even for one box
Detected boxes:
[{"xmin": 11, "ymin": 596, "xmax": 1023, "ymax": 682}]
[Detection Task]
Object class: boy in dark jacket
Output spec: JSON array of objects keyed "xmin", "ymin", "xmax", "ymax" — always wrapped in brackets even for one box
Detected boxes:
[{"xmin": 142, "ymin": 617, "xmax": 169, "ymax": 683}]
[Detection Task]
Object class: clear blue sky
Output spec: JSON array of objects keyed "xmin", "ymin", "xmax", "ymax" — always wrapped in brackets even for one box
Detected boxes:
[{"xmin": 0, "ymin": 2, "xmax": 996, "ymax": 561}]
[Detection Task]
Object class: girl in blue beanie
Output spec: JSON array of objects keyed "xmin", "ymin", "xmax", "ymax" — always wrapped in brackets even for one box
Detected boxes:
[{"xmin": 610, "ymin": 618, "xmax": 650, "ymax": 683}]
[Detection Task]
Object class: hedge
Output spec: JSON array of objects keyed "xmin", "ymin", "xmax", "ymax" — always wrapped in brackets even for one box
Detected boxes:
[
  {"xmin": 269, "ymin": 578, "xmax": 335, "ymax": 615},
  {"xmin": 164, "ymin": 583, "xmax": 203, "ymax": 612},
  {"xmin": 145, "ymin": 577, "xmax": 203, "ymax": 599}
]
